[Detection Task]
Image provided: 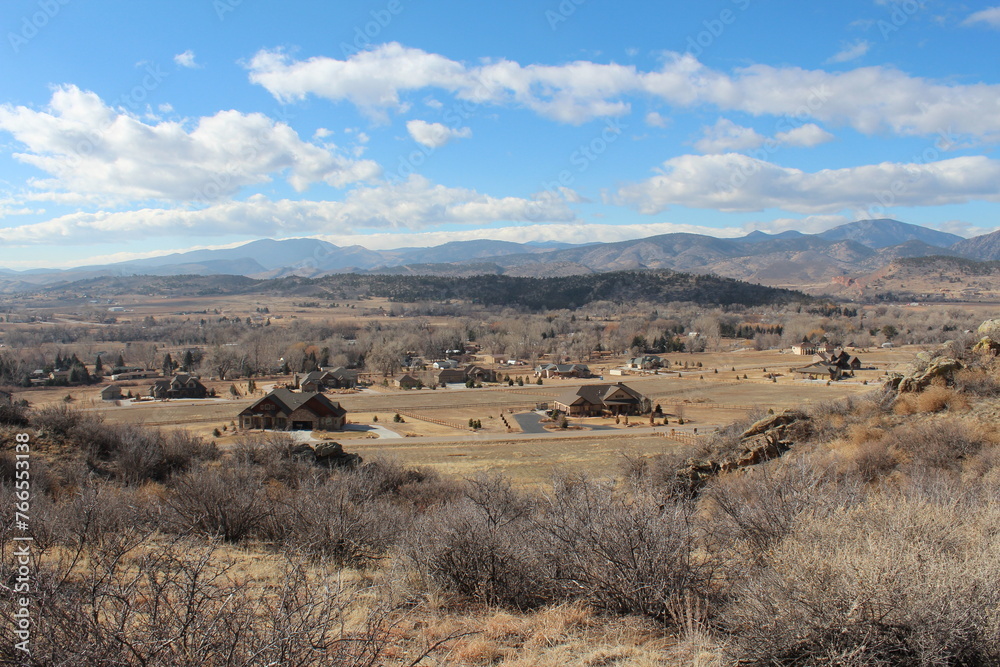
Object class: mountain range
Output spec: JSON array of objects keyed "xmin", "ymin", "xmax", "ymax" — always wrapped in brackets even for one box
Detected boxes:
[{"xmin": 4, "ymin": 218, "xmax": 1000, "ymax": 295}]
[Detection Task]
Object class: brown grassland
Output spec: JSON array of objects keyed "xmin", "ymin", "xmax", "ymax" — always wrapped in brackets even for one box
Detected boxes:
[{"xmin": 2, "ymin": 293, "xmax": 999, "ymax": 665}]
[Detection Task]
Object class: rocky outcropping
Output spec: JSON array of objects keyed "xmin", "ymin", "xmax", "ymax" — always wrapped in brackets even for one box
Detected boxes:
[
  {"xmin": 677, "ymin": 409, "xmax": 810, "ymax": 495},
  {"xmin": 884, "ymin": 357, "xmax": 963, "ymax": 393}
]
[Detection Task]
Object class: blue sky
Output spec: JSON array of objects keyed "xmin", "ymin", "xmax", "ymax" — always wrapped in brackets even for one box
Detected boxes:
[{"xmin": 1, "ymin": 0, "xmax": 999, "ymax": 269}]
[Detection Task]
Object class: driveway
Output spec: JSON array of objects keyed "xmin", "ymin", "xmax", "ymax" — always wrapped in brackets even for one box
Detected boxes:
[
  {"xmin": 344, "ymin": 423, "xmax": 404, "ymax": 439},
  {"xmin": 512, "ymin": 412, "xmax": 548, "ymax": 434}
]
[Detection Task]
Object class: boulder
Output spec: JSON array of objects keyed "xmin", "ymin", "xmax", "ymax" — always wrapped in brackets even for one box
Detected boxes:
[
  {"xmin": 741, "ymin": 409, "xmax": 808, "ymax": 439},
  {"xmin": 290, "ymin": 443, "xmax": 316, "ymax": 460},
  {"xmin": 972, "ymin": 337, "xmax": 1000, "ymax": 356},
  {"xmin": 897, "ymin": 357, "xmax": 963, "ymax": 393},
  {"xmin": 736, "ymin": 438, "xmax": 789, "ymax": 467},
  {"xmin": 977, "ymin": 319, "xmax": 1000, "ymax": 343},
  {"xmin": 313, "ymin": 441, "xmax": 345, "ymax": 458}
]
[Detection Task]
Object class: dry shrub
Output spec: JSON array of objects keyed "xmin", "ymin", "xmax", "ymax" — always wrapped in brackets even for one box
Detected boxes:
[
  {"xmin": 884, "ymin": 419, "xmax": 988, "ymax": 473},
  {"xmin": 163, "ymin": 463, "xmax": 272, "ymax": 542},
  {"xmin": 406, "ymin": 472, "xmax": 550, "ymax": 609},
  {"xmin": 0, "ymin": 396, "xmax": 28, "ymax": 426},
  {"xmin": 721, "ymin": 494, "xmax": 1000, "ymax": 665},
  {"xmin": 265, "ymin": 476, "xmax": 406, "ymax": 566},
  {"xmin": 954, "ymin": 366, "xmax": 1000, "ymax": 396},
  {"xmin": 539, "ymin": 476, "xmax": 703, "ymax": 620},
  {"xmin": 31, "ymin": 402, "xmax": 90, "ymax": 436},
  {"xmin": 4, "ymin": 536, "xmax": 421, "ymax": 667},
  {"xmin": 894, "ymin": 384, "xmax": 970, "ymax": 415},
  {"xmin": 702, "ymin": 459, "xmax": 860, "ymax": 568},
  {"xmin": 850, "ymin": 438, "xmax": 898, "ymax": 483}
]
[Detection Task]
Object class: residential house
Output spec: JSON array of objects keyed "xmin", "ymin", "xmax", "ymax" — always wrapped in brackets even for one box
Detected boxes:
[
  {"xmin": 110, "ymin": 369, "xmax": 158, "ymax": 381},
  {"xmin": 553, "ymin": 382, "xmax": 648, "ymax": 417},
  {"xmin": 464, "ymin": 364, "xmax": 497, "ymax": 383},
  {"xmin": 627, "ymin": 355, "xmax": 663, "ymax": 370},
  {"xmin": 435, "ymin": 368, "xmax": 466, "ymax": 385},
  {"xmin": 100, "ymin": 385, "xmax": 122, "ymax": 401},
  {"xmin": 394, "ymin": 373, "xmax": 422, "ymax": 389},
  {"xmin": 534, "ymin": 363, "xmax": 592, "ymax": 379},
  {"xmin": 296, "ymin": 367, "xmax": 358, "ymax": 392},
  {"xmin": 790, "ymin": 362, "xmax": 843, "ymax": 380},
  {"xmin": 811, "ymin": 348, "xmax": 862, "ymax": 374},
  {"xmin": 432, "ymin": 359, "xmax": 460, "ymax": 369},
  {"xmin": 238, "ymin": 388, "xmax": 346, "ymax": 431},
  {"xmin": 149, "ymin": 373, "xmax": 208, "ymax": 399}
]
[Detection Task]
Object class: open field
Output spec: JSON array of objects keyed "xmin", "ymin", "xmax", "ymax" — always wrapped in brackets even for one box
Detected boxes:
[{"xmin": 5, "ymin": 344, "xmax": 919, "ymax": 485}]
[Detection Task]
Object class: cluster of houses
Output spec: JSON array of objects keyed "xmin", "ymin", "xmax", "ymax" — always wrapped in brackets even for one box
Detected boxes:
[{"xmin": 393, "ymin": 363, "xmax": 498, "ymax": 389}]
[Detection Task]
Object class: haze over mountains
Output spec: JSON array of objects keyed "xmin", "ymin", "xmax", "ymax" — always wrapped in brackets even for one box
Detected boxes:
[{"xmin": 4, "ymin": 219, "xmax": 1000, "ymax": 294}]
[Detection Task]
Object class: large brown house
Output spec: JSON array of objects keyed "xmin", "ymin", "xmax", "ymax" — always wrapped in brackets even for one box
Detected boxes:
[
  {"xmin": 238, "ymin": 388, "xmax": 347, "ymax": 431},
  {"xmin": 553, "ymin": 382, "xmax": 648, "ymax": 417},
  {"xmin": 294, "ymin": 367, "xmax": 358, "ymax": 392},
  {"xmin": 149, "ymin": 373, "xmax": 208, "ymax": 399}
]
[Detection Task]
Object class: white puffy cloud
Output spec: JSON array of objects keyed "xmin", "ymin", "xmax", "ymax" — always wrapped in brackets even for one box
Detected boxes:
[
  {"xmin": 0, "ymin": 175, "xmax": 577, "ymax": 245},
  {"xmin": 644, "ymin": 111, "xmax": 669, "ymax": 128},
  {"xmin": 247, "ymin": 43, "xmax": 636, "ymax": 124},
  {"xmin": 247, "ymin": 44, "xmax": 1000, "ymax": 140},
  {"xmin": 775, "ymin": 123, "xmax": 834, "ymax": 147},
  {"xmin": 173, "ymin": 50, "xmax": 200, "ymax": 68},
  {"xmin": 405, "ymin": 120, "xmax": 472, "ymax": 148},
  {"xmin": 694, "ymin": 119, "xmax": 765, "ymax": 154},
  {"xmin": 826, "ymin": 39, "xmax": 871, "ymax": 64},
  {"xmin": 0, "ymin": 86, "xmax": 380, "ymax": 202},
  {"xmin": 615, "ymin": 153, "xmax": 1000, "ymax": 215},
  {"xmin": 246, "ymin": 44, "xmax": 469, "ymax": 113},
  {"xmin": 962, "ymin": 7, "xmax": 1000, "ymax": 28}
]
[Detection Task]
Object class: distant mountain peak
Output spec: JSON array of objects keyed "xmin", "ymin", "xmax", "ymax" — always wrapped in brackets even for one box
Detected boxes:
[{"xmin": 817, "ymin": 219, "xmax": 962, "ymax": 249}]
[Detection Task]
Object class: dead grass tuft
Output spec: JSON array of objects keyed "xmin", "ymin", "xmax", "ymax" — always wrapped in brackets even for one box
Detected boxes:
[{"xmin": 894, "ymin": 384, "xmax": 970, "ymax": 414}]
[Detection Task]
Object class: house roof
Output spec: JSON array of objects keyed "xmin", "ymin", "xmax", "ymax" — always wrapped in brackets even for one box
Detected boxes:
[
  {"xmin": 537, "ymin": 363, "xmax": 589, "ymax": 373},
  {"xmin": 240, "ymin": 388, "xmax": 346, "ymax": 417},
  {"xmin": 791, "ymin": 362, "xmax": 839, "ymax": 374},
  {"xmin": 555, "ymin": 383, "xmax": 646, "ymax": 407}
]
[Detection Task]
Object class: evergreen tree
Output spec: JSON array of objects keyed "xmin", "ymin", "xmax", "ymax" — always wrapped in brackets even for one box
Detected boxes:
[
  {"xmin": 94, "ymin": 356, "xmax": 104, "ymax": 376},
  {"xmin": 163, "ymin": 353, "xmax": 175, "ymax": 376},
  {"xmin": 182, "ymin": 350, "xmax": 194, "ymax": 371}
]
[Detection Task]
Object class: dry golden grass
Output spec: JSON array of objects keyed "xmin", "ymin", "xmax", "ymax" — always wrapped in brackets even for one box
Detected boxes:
[{"xmin": 894, "ymin": 384, "xmax": 971, "ymax": 414}]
